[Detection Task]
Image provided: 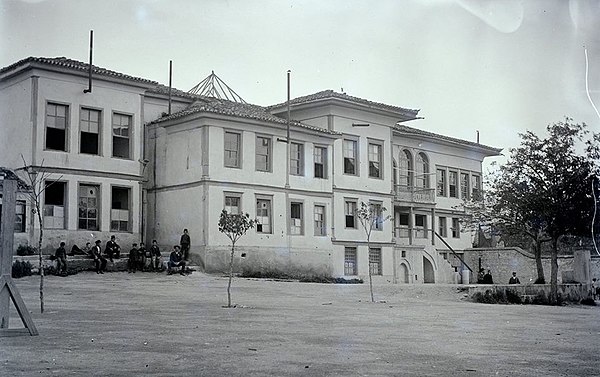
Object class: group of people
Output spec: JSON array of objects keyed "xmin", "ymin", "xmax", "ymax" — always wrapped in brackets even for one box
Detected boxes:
[
  {"xmin": 476, "ymin": 268, "xmax": 521, "ymax": 285},
  {"xmin": 54, "ymin": 229, "xmax": 192, "ymax": 276}
]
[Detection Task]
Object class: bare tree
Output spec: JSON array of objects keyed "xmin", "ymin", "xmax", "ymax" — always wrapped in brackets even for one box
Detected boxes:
[
  {"xmin": 16, "ymin": 156, "xmax": 62, "ymax": 314},
  {"xmin": 217, "ymin": 210, "xmax": 255, "ymax": 308},
  {"xmin": 356, "ymin": 201, "xmax": 389, "ymax": 303}
]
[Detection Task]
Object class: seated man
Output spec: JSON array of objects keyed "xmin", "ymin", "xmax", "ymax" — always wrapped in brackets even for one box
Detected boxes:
[
  {"xmin": 69, "ymin": 242, "xmax": 92, "ymax": 256},
  {"xmin": 55, "ymin": 241, "xmax": 68, "ymax": 276},
  {"xmin": 92, "ymin": 240, "xmax": 107, "ymax": 274},
  {"xmin": 105, "ymin": 235, "xmax": 121, "ymax": 262},
  {"xmin": 168, "ymin": 245, "xmax": 186, "ymax": 275},
  {"xmin": 149, "ymin": 240, "xmax": 162, "ymax": 271},
  {"xmin": 138, "ymin": 242, "xmax": 147, "ymax": 271}
]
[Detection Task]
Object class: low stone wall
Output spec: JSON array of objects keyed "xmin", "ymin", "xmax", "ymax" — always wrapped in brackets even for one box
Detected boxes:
[
  {"xmin": 467, "ymin": 284, "xmax": 589, "ymax": 303},
  {"xmin": 13, "ymin": 255, "xmax": 128, "ymax": 273}
]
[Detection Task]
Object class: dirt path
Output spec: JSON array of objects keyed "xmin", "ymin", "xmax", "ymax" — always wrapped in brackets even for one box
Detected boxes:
[{"xmin": 1, "ymin": 272, "xmax": 598, "ymax": 376}]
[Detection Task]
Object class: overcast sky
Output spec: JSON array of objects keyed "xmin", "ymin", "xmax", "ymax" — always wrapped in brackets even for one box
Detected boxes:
[{"xmin": 1, "ymin": 0, "xmax": 599, "ymax": 165}]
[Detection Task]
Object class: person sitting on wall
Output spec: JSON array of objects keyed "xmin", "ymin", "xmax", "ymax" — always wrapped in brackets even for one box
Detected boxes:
[
  {"xmin": 69, "ymin": 241, "xmax": 92, "ymax": 257},
  {"xmin": 138, "ymin": 242, "xmax": 148, "ymax": 271},
  {"xmin": 477, "ymin": 268, "xmax": 485, "ymax": 284},
  {"xmin": 92, "ymin": 240, "xmax": 107, "ymax": 274},
  {"xmin": 168, "ymin": 245, "xmax": 186, "ymax": 276},
  {"xmin": 149, "ymin": 240, "xmax": 162, "ymax": 271},
  {"xmin": 483, "ymin": 269, "xmax": 494, "ymax": 284},
  {"xmin": 105, "ymin": 235, "xmax": 121, "ymax": 262},
  {"xmin": 508, "ymin": 271, "xmax": 521, "ymax": 284},
  {"xmin": 128, "ymin": 243, "xmax": 139, "ymax": 273},
  {"xmin": 55, "ymin": 241, "xmax": 68, "ymax": 276}
]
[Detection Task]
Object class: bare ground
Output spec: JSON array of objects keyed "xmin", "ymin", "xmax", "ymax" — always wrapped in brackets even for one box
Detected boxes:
[{"xmin": 1, "ymin": 272, "xmax": 599, "ymax": 377}]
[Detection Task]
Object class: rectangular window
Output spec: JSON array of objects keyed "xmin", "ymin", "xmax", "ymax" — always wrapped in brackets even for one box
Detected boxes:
[
  {"xmin": 314, "ymin": 146, "xmax": 327, "ymax": 179},
  {"xmin": 46, "ymin": 103, "xmax": 68, "ymax": 151},
  {"xmin": 343, "ymin": 139, "xmax": 357, "ymax": 175},
  {"xmin": 398, "ymin": 213, "xmax": 409, "ymax": 238},
  {"xmin": 452, "ymin": 218, "xmax": 460, "ymax": 238},
  {"xmin": 368, "ymin": 142, "xmax": 382, "ymax": 178},
  {"xmin": 43, "ymin": 181, "xmax": 65, "ymax": 229},
  {"xmin": 471, "ymin": 175, "xmax": 481, "ymax": 199},
  {"xmin": 290, "ymin": 202, "xmax": 303, "ymax": 235},
  {"xmin": 290, "ymin": 143, "xmax": 304, "ymax": 176},
  {"xmin": 314, "ymin": 205, "xmax": 326, "ymax": 236},
  {"xmin": 369, "ymin": 248, "xmax": 382, "ymax": 275},
  {"xmin": 112, "ymin": 113, "xmax": 131, "ymax": 159},
  {"xmin": 436, "ymin": 169, "xmax": 446, "ymax": 196},
  {"xmin": 15, "ymin": 200, "xmax": 26, "ymax": 232},
  {"xmin": 256, "ymin": 198, "xmax": 272, "ymax": 233},
  {"xmin": 80, "ymin": 108, "xmax": 100, "ymax": 155},
  {"xmin": 110, "ymin": 187, "xmax": 130, "ymax": 232},
  {"xmin": 460, "ymin": 173, "xmax": 470, "ymax": 200},
  {"xmin": 255, "ymin": 136, "xmax": 271, "ymax": 172},
  {"xmin": 224, "ymin": 195, "xmax": 241, "ymax": 215},
  {"xmin": 438, "ymin": 216, "xmax": 447, "ymax": 237},
  {"xmin": 79, "ymin": 185, "xmax": 99, "ymax": 231},
  {"xmin": 415, "ymin": 214, "xmax": 427, "ymax": 238},
  {"xmin": 449, "ymin": 171, "xmax": 458, "ymax": 198},
  {"xmin": 345, "ymin": 200, "xmax": 357, "ymax": 228},
  {"xmin": 224, "ymin": 131, "xmax": 241, "ymax": 168},
  {"xmin": 344, "ymin": 247, "xmax": 357, "ymax": 275},
  {"xmin": 371, "ymin": 202, "xmax": 383, "ymax": 231}
]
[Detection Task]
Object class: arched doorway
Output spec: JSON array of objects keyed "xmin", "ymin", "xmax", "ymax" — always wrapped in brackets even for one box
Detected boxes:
[
  {"xmin": 423, "ymin": 256, "xmax": 435, "ymax": 283},
  {"xmin": 399, "ymin": 263, "xmax": 409, "ymax": 283}
]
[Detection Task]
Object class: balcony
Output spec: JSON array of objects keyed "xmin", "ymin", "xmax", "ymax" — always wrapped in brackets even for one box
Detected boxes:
[
  {"xmin": 394, "ymin": 225, "xmax": 433, "ymax": 245},
  {"xmin": 393, "ymin": 185, "xmax": 435, "ymax": 204}
]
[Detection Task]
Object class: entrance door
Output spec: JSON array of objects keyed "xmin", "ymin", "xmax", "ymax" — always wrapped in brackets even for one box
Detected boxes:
[
  {"xmin": 423, "ymin": 256, "xmax": 435, "ymax": 283},
  {"xmin": 399, "ymin": 263, "xmax": 409, "ymax": 283}
]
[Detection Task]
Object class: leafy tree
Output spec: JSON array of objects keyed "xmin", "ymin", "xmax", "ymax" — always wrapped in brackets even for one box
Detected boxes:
[
  {"xmin": 218, "ymin": 210, "xmax": 255, "ymax": 308},
  {"xmin": 462, "ymin": 118, "xmax": 599, "ymax": 303},
  {"xmin": 356, "ymin": 201, "xmax": 389, "ymax": 303}
]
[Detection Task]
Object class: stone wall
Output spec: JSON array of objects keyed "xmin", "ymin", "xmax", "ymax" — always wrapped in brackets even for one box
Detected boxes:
[{"xmin": 467, "ymin": 284, "xmax": 588, "ymax": 303}]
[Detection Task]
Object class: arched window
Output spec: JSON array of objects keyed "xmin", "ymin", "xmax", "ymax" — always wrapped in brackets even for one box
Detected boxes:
[
  {"xmin": 415, "ymin": 152, "xmax": 429, "ymax": 188},
  {"xmin": 399, "ymin": 150, "xmax": 412, "ymax": 189}
]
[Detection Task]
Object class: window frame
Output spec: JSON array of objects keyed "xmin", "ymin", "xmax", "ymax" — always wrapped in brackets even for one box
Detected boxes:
[
  {"xmin": 289, "ymin": 201, "xmax": 304, "ymax": 235},
  {"xmin": 79, "ymin": 106, "xmax": 102, "ymax": 156},
  {"xmin": 110, "ymin": 185, "xmax": 132, "ymax": 233},
  {"xmin": 224, "ymin": 192, "xmax": 243, "ymax": 215},
  {"xmin": 344, "ymin": 199, "xmax": 357, "ymax": 229},
  {"xmin": 438, "ymin": 216, "xmax": 447, "ymax": 237},
  {"xmin": 367, "ymin": 140, "xmax": 383, "ymax": 179},
  {"xmin": 369, "ymin": 247, "xmax": 382, "ymax": 275},
  {"xmin": 43, "ymin": 180, "xmax": 67, "ymax": 229},
  {"xmin": 460, "ymin": 172, "xmax": 470, "ymax": 200},
  {"xmin": 78, "ymin": 183, "xmax": 101, "ymax": 231},
  {"xmin": 436, "ymin": 168, "xmax": 446, "ymax": 197},
  {"xmin": 471, "ymin": 174, "xmax": 481, "ymax": 199},
  {"xmin": 45, "ymin": 101, "xmax": 70, "ymax": 152},
  {"xmin": 449, "ymin": 170, "xmax": 458, "ymax": 198},
  {"xmin": 290, "ymin": 142, "xmax": 304, "ymax": 176},
  {"xmin": 255, "ymin": 135, "xmax": 272, "ymax": 172},
  {"xmin": 255, "ymin": 195, "xmax": 273, "ymax": 234},
  {"xmin": 14, "ymin": 200, "xmax": 26, "ymax": 233},
  {"xmin": 313, "ymin": 145, "xmax": 327, "ymax": 179},
  {"xmin": 416, "ymin": 152, "xmax": 429, "ymax": 188},
  {"xmin": 224, "ymin": 130, "xmax": 242, "ymax": 168},
  {"xmin": 342, "ymin": 138, "xmax": 359, "ymax": 176},
  {"xmin": 398, "ymin": 149, "xmax": 413, "ymax": 188},
  {"xmin": 313, "ymin": 204, "xmax": 326, "ymax": 236},
  {"xmin": 344, "ymin": 247, "xmax": 358, "ymax": 275},
  {"xmin": 451, "ymin": 217, "xmax": 460, "ymax": 238},
  {"xmin": 370, "ymin": 201, "xmax": 384, "ymax": 231},
  {"xmin": 111, "ymin": 111, "xmax": 133, "ymax": 160}
]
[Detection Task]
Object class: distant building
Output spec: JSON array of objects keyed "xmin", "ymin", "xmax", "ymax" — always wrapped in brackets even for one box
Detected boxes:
[{"xmin": 1, "ymin": 57, "xmax": 501, "ymax": 283}]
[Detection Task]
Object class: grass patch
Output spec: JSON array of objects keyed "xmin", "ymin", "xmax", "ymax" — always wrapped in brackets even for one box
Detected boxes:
[{"xmin": 240, "ymin": 265, "xmax": 362, "ymax": 284}]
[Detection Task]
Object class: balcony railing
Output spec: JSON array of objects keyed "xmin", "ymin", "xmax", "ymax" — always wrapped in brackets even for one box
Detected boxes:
[
  {"xmin": 393, "ymin": 185, "xmax": 435, "ymax": 204},
  {"xmin": 394, "ymin": 225, "xmax": 432, "ymax": 240}
]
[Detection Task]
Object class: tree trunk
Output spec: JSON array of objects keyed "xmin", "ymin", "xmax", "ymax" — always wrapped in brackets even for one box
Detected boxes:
[
  {"xmin": 227, "ymin": 242, "xmax": 235, "ymax": 308},
  {"xmin": 36, "ymin": 204, "xmax": 44, "ymax": 314},
  {"xmin": 549, "ymin": 237, "xmax": 559, "ymax": 305},
  {"xmin": 367, "ymin": 239, "xmax": 374, "ymax": 303},
  {"xmin": 534, "ymin": 239, "xmax": 545, "ymax": 284}
]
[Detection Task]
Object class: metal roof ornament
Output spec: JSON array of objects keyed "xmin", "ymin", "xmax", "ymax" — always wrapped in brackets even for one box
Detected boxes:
[{"xmin": 188, "ymin": 71, "xmax": 246, "ymax": 104}]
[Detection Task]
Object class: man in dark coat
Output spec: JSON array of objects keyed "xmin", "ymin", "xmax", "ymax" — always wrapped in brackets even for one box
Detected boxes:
[
  {"xmin": 150, "ymin": 240, "xmax": 162, "ymax": 271},
  {"xmin": 128, "ymin": 243, "xmax": 139, "ymax": 273},
  {"xmin": 55, "ymin": 241, "xmax": 68, "ymax": 276},
  {"xmin": 168, "ymin": 245, "xmax": 186, "ymax": 275},
  {"xmin": 105, "ymin": 235, "xmax": 120, "ymax": 261},
  {"xmin": 508, "ymin": 272, "xmax": 521, "ymax": 284},
  {"xmin": 483, "ymin": 269, "xmax": 494, "ymax": 284},
  {"xmin": 92, "ymin": 240, "xmax": 107, "ymax": 274},
  {"xmin": 180, "ymin": 229, "xmax": 191, "ymax": 261}
]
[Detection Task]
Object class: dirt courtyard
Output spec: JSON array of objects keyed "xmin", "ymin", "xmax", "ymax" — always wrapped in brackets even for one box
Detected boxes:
[{"xmin": 1, "ymin": 272, "xmax": 599, "ymax": 377}]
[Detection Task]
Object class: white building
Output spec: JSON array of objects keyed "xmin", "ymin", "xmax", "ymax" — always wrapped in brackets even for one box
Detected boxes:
[{"xmin": 1, "ymin": 57, "xmax": 501, "ymax": 283}]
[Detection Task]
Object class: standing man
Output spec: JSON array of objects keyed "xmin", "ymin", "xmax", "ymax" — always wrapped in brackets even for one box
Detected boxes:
[
  {"xmin": 105, "ymin": 235, "xmax": 120, "ymax": 262},
  {"xmin": 150, "ymin": 240, "xmax": 162, "ymax": 271},
  {"xmin": 92, "ymin": 240, "xmax": 107, "ymax": 274},
  {"xmin": 508, "ymin": 272, "xmax": 521, "ymax": 284},
  {"xmin": 128, "ymin": 243, "xmax": 139, "ymax": 273},
  {"xmin": 180, "ymin": 229, "xmax": 191, "ymax": 261},
  {"xmin": 138, "ymin": 242, "xmax": 147, "ymax": 271},
  {"xmin": 55, "ymin": 241, "xmax": 68, "ymax": 276}
]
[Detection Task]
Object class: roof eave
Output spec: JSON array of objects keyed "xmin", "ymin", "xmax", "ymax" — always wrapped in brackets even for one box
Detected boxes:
[{"xmin": 393, "ymin": 129, "xmax": 503, "ymax": 156}]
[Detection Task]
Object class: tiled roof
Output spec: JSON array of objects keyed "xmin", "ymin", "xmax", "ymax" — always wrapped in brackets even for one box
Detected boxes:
[
  {"xmin": 268, "ymin": 90, "xmax": 420, "ymax": 118},
  {"xmin": 0, "ymin": 167, "xmax": 31, "ymax": 191},
  {"xmin": 394, "ymin": 124, "xmax": 502, "ymax": 153},
  {"xmin": 151, "ymin": 97, "xmax": 342, "ymax": 136},
  {"xmin": 0, "ymin": 57, "xmax": 158, "ymax": 85},
  {"xmin": 146, "ymin": 84, "xmax": 202, "ymax": 100}
]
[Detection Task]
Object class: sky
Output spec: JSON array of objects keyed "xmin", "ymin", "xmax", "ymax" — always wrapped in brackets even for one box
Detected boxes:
[{"xmin": 1, "ymin": 0, "xmax": 599, "ymax": 168}]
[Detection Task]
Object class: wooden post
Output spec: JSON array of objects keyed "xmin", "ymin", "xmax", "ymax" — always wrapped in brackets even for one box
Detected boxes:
[
  {"xmin": 0, "ymin": 179, "xmax": 16, "ymax": 328},
  {"xmin": 0, "ymin": 177, "xmax": 38, "ymax": 336}
]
